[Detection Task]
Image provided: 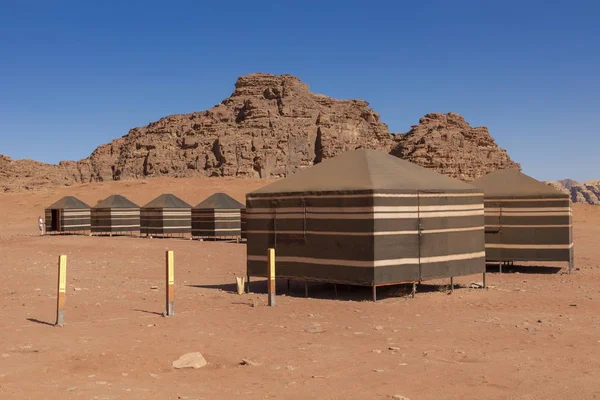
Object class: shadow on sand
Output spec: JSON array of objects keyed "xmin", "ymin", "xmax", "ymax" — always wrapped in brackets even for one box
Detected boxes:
[
  {"xmin": 26, "ymin": 318, "xmax": 55, "ymax": 327},
  {"xmin": 188, "ymin": 279, "xmax": 463, "ymax": 302},
  {"xmin": 486, "ymin": 263, "xmax": 563, "ymax": 274},
  {"xmin": 133, "ymin": 309, "xmax": 164, "ymax": 316}
]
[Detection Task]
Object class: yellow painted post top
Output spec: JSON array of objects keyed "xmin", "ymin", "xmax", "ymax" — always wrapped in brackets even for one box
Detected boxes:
[
  {"xmin": 58, "ymin": 255, "xmax": 67, "ymax": 293},
  {"xmin": 167, "ymin": 250, "xmax": 174, "ymax": 285},
  {"xmin": 268, "ymin": 248, "xmax": 275, "ymax": 278}
]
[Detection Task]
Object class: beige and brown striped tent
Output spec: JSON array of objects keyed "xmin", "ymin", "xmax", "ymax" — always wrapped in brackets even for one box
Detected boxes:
[
  {"xmin": 91, "ymin": 195, "xmax": 140, "ymax": 235},
  {"xmin": 472, "ymin": 169, "xmax": 573, "ymax": 269},
  {"xmin": 246, "ymin": 149, "xmax": 485, "ymax": 298},
  {"xmin": 45, "ymin": 196, "xmax": 91, "ymax": 234},
  {"xmin": 141, "ymin": 194, "xmax": 192, "ymax": 237},
  {"xmin": 192, "ymin": 193, "xmax": 245, "ymax": 239}
]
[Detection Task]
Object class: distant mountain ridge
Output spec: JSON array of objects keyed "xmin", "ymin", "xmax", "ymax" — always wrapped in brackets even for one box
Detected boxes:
[{"xmin": 545, "ymin": 179, "xmax": 600, "ymax": 205}]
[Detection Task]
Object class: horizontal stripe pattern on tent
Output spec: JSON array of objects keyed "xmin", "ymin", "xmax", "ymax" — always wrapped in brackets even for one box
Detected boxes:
[
  {"xmin": 91, "ymin": 208, "xmax": 140, "ymax": 233},
  {"xmin": 45, "ymin": 208, "xmax": 91, "ymax": 232},
  {"xmin": 192, "ymin": 209, "xmax": 242, "ymax": 238},
  {"xmin": 472, "ymin": 169, "xmax": 573, "ymax": 263},
  {"xmin": 247, "ymin": 191, "xmax": 485, "ymax": 285},
  {"xmin": 140, "ymin": 208, "xmax": 191, "ymax": 235}
]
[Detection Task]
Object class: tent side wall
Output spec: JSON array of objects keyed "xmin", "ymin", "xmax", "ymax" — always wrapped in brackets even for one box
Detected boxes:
[
  {"xmin": 413, "ymin": 194, "xmax": 485, "ymax": 280},
  {"xmin": 191, "ymin": 209, "xmax": 241, "ymax": 238},
  {"xmin": 483, "ymin": 197, "xmax": 572, "ymax": 261},
  {"xmin": 60, "ymin": 208, "xmax": 91, "ymax": 232},
  {"xmin": 246, "ymin": 193, "xmax": 376, "ymax": 285},
  {"xmin": 247, "ymin": 191, "xmax": 485, "ymax": 286},
  {"xmin": 91, "ymin": 207, "xmax": 140, "ymax": 233},
  {"xmin": 141, "ymin": 208, "xmax": 191, "ymax": 235}
]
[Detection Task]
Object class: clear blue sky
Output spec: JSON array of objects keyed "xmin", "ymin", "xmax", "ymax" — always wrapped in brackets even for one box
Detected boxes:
[{"xmin": 1, "ymin": 1, "xmax": 598, "ymax": 181}]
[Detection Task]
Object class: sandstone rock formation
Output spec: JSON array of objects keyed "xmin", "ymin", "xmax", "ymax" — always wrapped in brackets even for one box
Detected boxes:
[
  {"xmin": 0, "ymin": 74, "xmax": 523, "ymax": 193},
  {"xmin": 390, "ymin": 112, "xmax": 520, "ymax": 181},
  {"xmin": 1, "ymin": 73, "xmax": 394, "ymax": 192},
  {"xmin": 545, "ymin": 179, "xmax": 600, "ymax": 205}
]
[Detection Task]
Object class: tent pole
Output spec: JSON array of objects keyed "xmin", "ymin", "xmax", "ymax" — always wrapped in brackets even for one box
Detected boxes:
[
  {"xmin": 499, "ymin": 261, "xmax": 502, "ymax": 274},
  {"xmin": 372, "ymin": 286, "xmax": 377, "ymax": 302},
  {"xmin": 334, "ymin": 283, "xmax": 338, "ymax": 299},
  {"xmin": 450, "ymin": 277, "xmax": 454, "ymax": 293},
  {"xmin": 287, "ymin": 279, "xmax": 291, "ymax": 292},
  {"xmin": 246, "ymin": 275, "xmax": 251, "ymax": 293},
  {"xmin": 304, "ymin": 281, "xmax": 308, "ymax": 298},
  {"xmin": 483, "ymin": 272, "xmax": 486, "ymax": 288},
  {"xmin": 411, "ymin": 282, "xmax": 417, "ymax": 298}
]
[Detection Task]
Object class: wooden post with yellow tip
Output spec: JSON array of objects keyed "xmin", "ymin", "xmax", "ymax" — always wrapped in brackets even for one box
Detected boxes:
[
  {"xmin": 268, "ymin": 248, "xmax": 275, "ymax": 307},
  {"xmin": 166, "ymin": 250, "xmax": 175, "ymax": 316},
  {"xmin": 56, "ymin": 255, "xmax": 67, "ymax": 326}
]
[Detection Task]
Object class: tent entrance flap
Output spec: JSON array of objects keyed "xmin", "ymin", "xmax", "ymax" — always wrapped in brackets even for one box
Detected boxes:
[
  {"xmin": 51, "ymin": 209, "xmax": 60, "ymax": 231},
  {"xmin": 274, "ymin": 200, "xmax": 307, "ymax": 244}
]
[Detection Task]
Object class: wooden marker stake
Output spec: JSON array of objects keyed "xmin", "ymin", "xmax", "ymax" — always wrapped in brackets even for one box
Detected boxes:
[
  {"xmin": 166, "ymin": 250, "xmax": 175, "ymax": 316},
  {"xmin": 268, "ymin": 248, "xmax": 275, "ymax": 307},
  {"xmin": 56, "ymin": 255, "xmax": 67, "ymax": 326}
]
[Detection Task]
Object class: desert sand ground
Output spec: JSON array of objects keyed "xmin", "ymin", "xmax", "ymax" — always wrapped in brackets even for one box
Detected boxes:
[{"xmin": 0, "ymin": 177, "xmax": 599, "ymax": 400}]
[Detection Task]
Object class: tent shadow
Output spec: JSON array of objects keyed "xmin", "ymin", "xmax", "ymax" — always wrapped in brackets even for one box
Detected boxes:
[
  {"xmin": 486, "ymin": 264, "xmax": 564, "ymax": 274},
  {"xmin": 188, "ymin": 280, "xmax": 459, "ymax": 302},
  {"xmin": 26, "ymin": 318, "xmax": 55, "ymax": 327}
]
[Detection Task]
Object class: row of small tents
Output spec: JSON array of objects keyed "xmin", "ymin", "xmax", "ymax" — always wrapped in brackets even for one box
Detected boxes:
[
  {"xmin": 44, "ymin": 193, "xmax": 246, "ymax": 238},
  {"xmin": 45, "ymin": 150, "xmax": 574, "ymax": 296}
]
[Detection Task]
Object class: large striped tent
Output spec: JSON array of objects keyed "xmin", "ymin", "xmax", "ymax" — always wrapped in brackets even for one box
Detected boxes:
[
  {"xmin": 472, "ymin": 169, "xmax": 573, "ymax": 269},
  {"xmin": 192, "ymin": 193, "xmax": 245, "ymax": 239},
  {"xmin": 45, "ymin": 196, "xmax": 91, "ymax": 233},
  {"xmin": 246, "ymin": 149, "xmax": 485, "ymax": 297},
  {"xmin": 91, "ymin": 195, "xmax": 140, "ymax": 235},
  {"xmin": 141, "ymin": 194, "xmax": 192, "ymax": 237}
]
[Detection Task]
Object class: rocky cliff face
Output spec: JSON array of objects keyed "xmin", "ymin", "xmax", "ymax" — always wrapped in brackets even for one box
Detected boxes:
[
  {"xmin": 390, "ymin": 112, "xmax": 520, "ymax": 181},
  {"xmin": 1, "ymin": 74, "xmax": 524, "ymax": 193},
  {"xmin": 545, "ymin": 179, "xmax": 600, "ymax": 205},
  {"xmin": 1, "ymin": 73, "xmax": 394, "ymax": 192}
]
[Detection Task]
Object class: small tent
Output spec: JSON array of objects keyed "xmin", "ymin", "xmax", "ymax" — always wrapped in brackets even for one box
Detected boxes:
[
  {"xmin": 91, "ymin": 194, "xmax": 140, "ymax": 235},
  {"xmin": 141, "ymin": 194, "xmax": 192, "ymax": 237},
  {"xmin": 45, "ymin": 196, "xmax": 91, "ymax": 233},
  {"xmin": 192, "ymin": 193, "xmax": 245, "ymax": 239},
  {"xmin": 472, "ymin": 169, "xmax": 573, "ymax": 269},
  {"xmin": 246, "ymin": 149, "xmax": 486, "ymax": 299}
]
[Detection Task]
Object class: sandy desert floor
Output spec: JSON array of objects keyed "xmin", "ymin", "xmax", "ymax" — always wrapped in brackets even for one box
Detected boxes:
[{"xmin": 0, "ymin": 177, "xmax": 599, "ymax": 400}]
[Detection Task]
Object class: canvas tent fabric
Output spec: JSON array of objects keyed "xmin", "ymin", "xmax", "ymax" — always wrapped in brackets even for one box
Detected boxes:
[
  {"xmin": 192, "ymin": 193, "xmax": 245, "ymax": 238},
  {"xmin": 472, "ymin": 169, "xmax": 573, "ymax": 264},
  {"xmin": 246, "ymin": 149, "xmax": 486, "ymax": 288},
  {"xmin": 91, "ymin": 195, "xmax": 140, "ymax": 234},
  {"xmin": 140, "ymin": 194, "xmax": 192, "ymax": 236},
  {"xmin": 240, "ymin": 208, "xmax": 247, "ymax": 240},
  {"xmin": 45, "ymin": 196, "xmax": 91, "ymax": 233}
]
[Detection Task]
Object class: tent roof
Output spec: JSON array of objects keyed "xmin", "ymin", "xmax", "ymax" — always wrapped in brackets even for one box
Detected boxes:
[
  {"xmin": 249, "ymin": 149, "xmax": 478, "ymax": 195},
  {"xmin": 471, "ymin": 169, "xmax": 568, "ymax": 199},
  {"xmin": 94, "ymin": 194, "xmax": 139, "ymax": 209},
  {"xmin": 194, "ymin": 193, "xmax": 245, "ymax": 209},
  {"xmin": 142, "ymin": 194, "xmax": 192, "ymax": 209},
  {"xmin": 47, "ymin": 196, "xmax": 90, "ymax": 209}
]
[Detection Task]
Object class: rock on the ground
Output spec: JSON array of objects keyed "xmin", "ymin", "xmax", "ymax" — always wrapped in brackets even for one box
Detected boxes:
[
  {"xmin": 172, "ymin": 352, "xmax": 207, "ymax": 369},
  {"xmin": 240, "ymin": 359, "xmax": 261, "ymax": 367}
]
